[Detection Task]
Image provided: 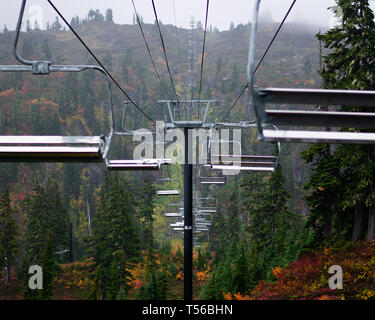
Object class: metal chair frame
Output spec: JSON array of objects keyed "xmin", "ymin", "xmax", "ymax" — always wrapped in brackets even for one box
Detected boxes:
[
  {"xmin": 206, "ymin": 123, "xmax": 280, "ymax": 172},
  {"xmin": 247, "ymin": 0, "xmax": 375, "ymax": 144},
  {"xmin": 106, "ymin": 101, "xmax": 172, "ymax": 170},
  {"xmin": 0, "ymin": 0, "xmax": 113, "ymax": 162}
]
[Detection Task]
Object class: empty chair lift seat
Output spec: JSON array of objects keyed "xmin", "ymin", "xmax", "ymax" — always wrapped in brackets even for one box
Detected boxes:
[
  {"xmin": 157, "ymin": 190, "xmax": 181, "ymax": 196},
  {"xmin": 164, "ymin": 212, "xmax": 183, "ymax": 218},
  {"xmin": 0, "ymin": 136, "xmax": 104, "ymax": 162},
  {"xmin": 107, "ymin": 158, "xmax": 172, "ymax": 170},
  {"xmin": 256, "ymin": 88, "xmax": 375, "ymax": 144},
  {"xmin": 211, "ymin": 154, "xmax": 277, "ymax": 171}
]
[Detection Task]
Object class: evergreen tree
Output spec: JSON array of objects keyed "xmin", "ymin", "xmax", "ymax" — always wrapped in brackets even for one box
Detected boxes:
[
  {"xmin": 140, "ymin": 177, "xmax": 155, "ymax": 249},
  {"xmin": 41, "ymin": 39, "xmax": 52, "ymax": 61},
  {"xmin": 105, "ymin": 9, "xmax": 114, "ymax": 23},
  {"xmin": 91, "ymin": 173, "xmax": 141, "ymax": 299},
  {"xmin": 241, "ymin": 164, "xmax": 300, "ymax": 280},
  {"xmin": 26, "ymin": 20, "xmax": 32, "ymax": 32},
  {"xmin": 39, "ymin": 238, "xmax": 55, "ymax": 300},
  {"xmin": 45, "ymin": 179, "xmax": 70, "ymax": 255},
  {"xmin": 51, "ymin": 17, "xmax": 62, "ymax": 30},
  {"xmin": 303, "ymin": 0, "xmax": 375, "ymax": 242},
  {"xmin": 231, "ymin": 242, "xmax": 249, "ymax": 294}
]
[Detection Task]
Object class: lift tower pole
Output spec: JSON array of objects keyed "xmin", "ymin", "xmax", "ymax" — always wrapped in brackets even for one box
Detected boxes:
[
  {"xmin": 184, "ymin": 127, "xmax": 193, "ymax": 300},
  {"xmin": 159, "ymin": 99, "xmax": 215, "ymax": 300}
]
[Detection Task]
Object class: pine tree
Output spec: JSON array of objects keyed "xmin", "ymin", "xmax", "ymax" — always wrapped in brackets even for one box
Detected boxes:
[
  {"xmin": 241, "ymin": 164, "xmax": 300, "ymax": 280},
  {"xmin": 39, "ymin": 238, "xmax": 55, "ymax": 300},
  {"xmin": 303, "ymin": 0, "xmax": 375, "ymax": 242},
  {"xmin": 26, "ymin": 20, "xmax": 32, "ymax": 32},
  {"xmin": 41, "ymin": 39, "xmax": 52, "ymax": 61},
  {"xmin": 91, "ymin": 173, "xmax": 141, "ymax": 299},
  {"xmin": 140, "ymin": 177, "xmax": 155, "ymax": 250},
  {"xmin": 0, "ymin": 189, "xmax": 19, "ymax": 282},
  {"xmin": 105, "ymin": 9, "xmax": 114, "ymax": 23},
  {"xmin": 45, "ymin": 179, "xmax": 70, "ymax": 256},
  {"xmin": 231, "ymin": 242, "xmax": 249, "ymax": 294}
]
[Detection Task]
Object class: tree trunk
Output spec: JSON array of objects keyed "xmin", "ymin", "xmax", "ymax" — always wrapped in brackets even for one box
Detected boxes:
[
  {"xmin": 323, "ymin": 211, "xmax": 333, "ymax": 238},
  {"xmin": 69, "ymin": 223, "xmax": 74, "ymax": 263},
  {"xmin": 367, "ymin": 206, "xmax": 375, "ymax": 241},
  {"xmin": 352, "ymin": 202, "xmax": 367, "ymax": 242},
  {"xmin": 87, "ymin": 199, "xmax": 92, "ymax": 237},
  {"xmin": 6, "ymin": 262, "xmax": 11, "ymax": 281}
]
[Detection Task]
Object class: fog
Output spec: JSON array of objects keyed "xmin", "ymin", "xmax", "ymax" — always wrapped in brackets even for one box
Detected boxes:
[{"xmin": 0, "ymin": 0, "xmax": 359, "ymax": 32}]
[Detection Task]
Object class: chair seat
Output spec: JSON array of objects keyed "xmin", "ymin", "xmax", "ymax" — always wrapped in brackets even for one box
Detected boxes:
[
  {"xmin": 0, "ymin": 136, "xmax": 103, "ymax": 162},
  {"xmin": 157, "ymin": 190, "xmax": 180, "ymax": 196},
  {"xmin": 106, "ymin": 159, "xmax": 172, "ymax": 171},
  {"xmin": 211, "ymin": 164, "xmax": 275, "ymax": 172},
  {"xmin": 262, "ymin": 129, "xmax": 375, "ymax": 144}
]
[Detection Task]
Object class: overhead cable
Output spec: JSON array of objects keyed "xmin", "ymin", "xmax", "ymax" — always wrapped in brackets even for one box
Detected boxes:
[{"xmin": 47, "ymin": 0, "xmax": 156, "ymax": 123}]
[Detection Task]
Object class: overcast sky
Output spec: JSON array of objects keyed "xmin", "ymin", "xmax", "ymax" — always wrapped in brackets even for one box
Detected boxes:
[{"xmin": 0, "ymin": 0, "xmax": 357, "ymax": 32}]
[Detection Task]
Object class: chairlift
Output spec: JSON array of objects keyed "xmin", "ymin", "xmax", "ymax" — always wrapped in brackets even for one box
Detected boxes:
[
  {"xmin": 170, "ymin": 221, "xmax": 184, "ymax": 228},
  {"xmin": 248, "ymin": 0, "xmax": 375, "ymax": 144},
  {"xmin": 106, "ymin": 101, "xmax": 172, "ymax": 170},
  {"xmin": 197, "ymin": 207, "xmax": 217, "ymax": 214},
  {"xmin": 198, "ymin": 165, "xmax": 227, "ymax": 185},
  {"xmin": 0, "ymin": 0, "xmax": 111, "ymax": 162},
  {"xmin": 195, "ymin": 228, "xmax": 209, "ymax": 232},
  {"xmin": 173, "ymin": 227, "xmax": 184, "ymax": 231},
  {"xmin": 164, "ymin": 203, "xmax": 184, "ymax": 217},
  {"xmin": 165, "ymin": 212, "xmax": 183, "ymax": 218},
  {"xmin": 156, "ymin": 165, "xmax": 181, "ymax": 195},
  {"xmin": 207, "ymin": 123, "xmax": 280, "ymax": 172},
  {"xmin": 157, "ymin": 190, "xmax": 180, "ymax": 196},
  {"xmin": 196, "ymin": 222, "xmax": 212, "ymax": 227}
]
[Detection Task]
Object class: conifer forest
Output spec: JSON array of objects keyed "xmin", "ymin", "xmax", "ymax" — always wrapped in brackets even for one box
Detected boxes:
[{"xmin": 0, "ymin": 0, "xmax": 375, "ymax": 307}]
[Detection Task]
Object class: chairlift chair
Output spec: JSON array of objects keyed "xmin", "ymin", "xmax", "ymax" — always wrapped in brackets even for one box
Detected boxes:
[
  {"xmin": 165, "ymin": 212, "xmax": 183, "ymax": 218},
  {"xmin": 198, "ymin": 165, "xmax": 227, "ymax": 185},
  {"xmin": 157, "ymin": 189, "xmax": 181, "ymax": 196},
  {"xmin": 195, "ymin": 227, "xmax": 209, "ymax": 232},
  {"xmin": 164, "ymin": 203, "xmax": 184, "ymax": 217},
  {"xmin": 207, "ymin": 123, "xmax": 280, "ymax": 172},
  {"xmin": 0, "ymin": 0, "xmax": 111, "ymax": 162},
  {"xmin": 197, "ymin": 207, "xmax": 217, "ymax": 213},
  {"xmin": 173, "ymin": 227, "xmax": 184, "ymax": 231},
  {"xmin": 106, "ymin": 101, "xmax": 172, "ymax": 170},
  {"xmin": 156, "ymin": 165, "xmax": 181, "ymax": 195},
  {"xmin": 170, "ymin": 221, "xmax": 184, "ymax": 228},
  {"xmin": 248, "ymin": 0, "xmax": 375, "ymax": 144}
]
